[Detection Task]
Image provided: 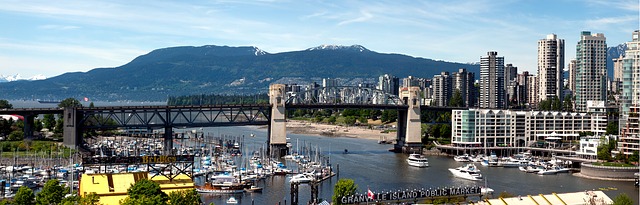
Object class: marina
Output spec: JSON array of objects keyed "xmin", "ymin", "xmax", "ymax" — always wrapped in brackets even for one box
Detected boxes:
[{"xmin": 0, "ymin": 124, "xmax": 638, "ymax": 204}]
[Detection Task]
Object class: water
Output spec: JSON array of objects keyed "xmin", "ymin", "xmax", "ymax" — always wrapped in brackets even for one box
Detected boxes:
[{"xmin": 194, "ymin": 126, "xmax": 640, "ymax": 205}]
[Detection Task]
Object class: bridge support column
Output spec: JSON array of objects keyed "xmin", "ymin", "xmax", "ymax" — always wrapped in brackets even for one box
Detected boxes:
[
  {"xmin": 164, "ymin": 126, "xmax": 173, "ymax": 155},
  {"xmin": 395, "ymin": 87, "xmax": 423, "ymax": 154},
  {"xmin": 63, "ymin": 108, "xmax": 81, "ymax": 149},
  {"xmin": 268, "ymin": 84, "xmax": 288, "ymax": 158},
  {"xmin": 22, "ymin": 114, "xmax": 35, "ymax": 139}
]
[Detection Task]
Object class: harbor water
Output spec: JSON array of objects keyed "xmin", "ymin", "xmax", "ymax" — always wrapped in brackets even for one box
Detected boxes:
[{"xmin": 194, "ymin": 126, "xmax": 639, "ymax": 205}]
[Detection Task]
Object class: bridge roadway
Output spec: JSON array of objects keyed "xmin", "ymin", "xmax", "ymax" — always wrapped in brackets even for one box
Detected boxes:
[{"xmin": 1, "ymin": 103, "xmax": 463, "ymax": 156}]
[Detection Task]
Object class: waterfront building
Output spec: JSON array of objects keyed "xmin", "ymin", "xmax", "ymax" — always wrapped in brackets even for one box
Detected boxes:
[
  {"xmin": 452, "ymin": 105, "xmax": 612, "ymax": 147},
  {"xmin": 402, "ymin": 76, "xmax": 419, "ymax": 87},
  {"xmin": 568, "ymin": 59, "xmax": 577, "ymax": 95},
  {"xmin": 452, "ymin": 68, "xmax": 476, "ymax": 107},
  {"xmin": 619, "ymin": 30, "xmax": 640, "ymax": 156},
  {"xmin": 575, "ymin": 31, "xmax": 607, "ymax": 112},
  {"xmin": 432, "ymin": 72, "xmax": 452, "ymax": 106},
  {"xmin": 537, "ymin": 34, "xmax": 565, "ymax": 102},
  {"xmin": 577, "ymin": 136, "xmax": 609, "ymax": 160},
  {"xmin": 586, "ymin": 101, "xmax": 618, "ymax": 136},
  {"xmin": 479, "ymin": 51, "xmax": 506, "ymax": 109},
  {"xmin": 377, "ymin": 74, "xmax": 399, "ymax": 96}
]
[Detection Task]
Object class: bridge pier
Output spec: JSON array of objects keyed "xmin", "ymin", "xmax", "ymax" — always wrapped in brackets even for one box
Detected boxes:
[
  {"xmin": 63, "ymin": 108, "xmax": 82, "ymax": 149},
  {"xmin": 395, "ymin": 87, "xmax": 423, "ymax": 154},
  {"xmin": 164, "ymin": 126, "xmax": 174, "ymax": 154},
  {"xmin": 22, "ymin": 114, "xmax": 35, "ymax": 139},
  {"xmin": 269, "ymin": 84, "xmax": 289, "ymax": 158}
]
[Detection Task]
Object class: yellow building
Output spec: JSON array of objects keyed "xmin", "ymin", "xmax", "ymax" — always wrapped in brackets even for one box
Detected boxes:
[{"xmin": 78, "ymin": 172, "xmax": 194, "ymax": 205}]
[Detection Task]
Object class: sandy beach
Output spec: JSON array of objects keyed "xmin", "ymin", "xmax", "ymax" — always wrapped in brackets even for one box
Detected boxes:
[{"xmin": 285, "ymin": 120, "xmax": 397, "ymax": 142}]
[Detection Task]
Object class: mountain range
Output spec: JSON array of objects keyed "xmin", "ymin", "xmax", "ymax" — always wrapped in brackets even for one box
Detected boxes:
[
  {"xmin": 0, "ymin": 74, "xmax": 46, "ymax": 83},
  {"xmin": 0, "ymin": 45, "xmax": 479, "ymax": 101}
]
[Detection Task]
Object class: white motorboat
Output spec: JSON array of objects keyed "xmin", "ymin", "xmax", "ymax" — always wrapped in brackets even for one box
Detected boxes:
[
  {"xmin": 226, "ymin": 196, "xmax": 238, "ymax": 204},
  {"xmin": 537, "ymin": 168, "xmax": 558, "ymax": 175},
  {"xmin": 453, "ymin": 155, "xmax": 470, "ymax": 162},
  {"xmin": 290, "ymin": 173, "xmax": 314, "ymax": 183},
  {"xmin": 449, "ymin": 164, "xmax": 483, "ymax": 181},
  {"xmin": 406, "ymin": 154, "xmax": 429, "ymax": 167}
]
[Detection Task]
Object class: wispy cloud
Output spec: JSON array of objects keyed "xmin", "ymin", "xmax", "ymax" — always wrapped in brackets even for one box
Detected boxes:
[
  {"xmin": 38, "ymin": 24, "xmax": 80, "ymax": 30},
  {"xmin": 337, "ymin": 10, "xmax": 373, "ymax": 26},
  {"xmin": 585, "ymin": 15, "xmax": 638, "ymax": 29},
  {"xmin": 585, "ymin": 0, "xmax": 639, "ymax": 11}
]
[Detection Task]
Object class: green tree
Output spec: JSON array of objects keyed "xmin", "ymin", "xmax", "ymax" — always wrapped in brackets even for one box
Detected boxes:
[
  {"xmin": 332, "ymin": 179, "xmax": 357, "ymax": 205},
  {"xmin": 61, "ymin": 192, "xmax": 101, "ymax": 205},
  {"xmin": 612, "ymin": 193, "xmax": 633, "ymax": 205},
  {"xmin": 58, "ymin": 98, "xmax": 82, "ymax": 108},
  {"xmin": 54, "ymin": 118, "xmax": 63, "ymax": 134},
  {"xmin": 357, "ymin": 116, "xmax": 368, "ymax": 125},
  {"xmin": 34, "ymin": 119, "xmax": 43, "ymax": 133},
  {"xmin": 343, "ymin": 116, "xmax": 356, "ymax": 126},
  {"xmin": 0, "ymin": 100, "xmax": 12, "ymax": 109},
  {"xmin": 36, "ymin": 179, "xmax": 68, "ymax": 205},
  {"xmin": 606, "ymin": 121, "xmax": 619, "ymax": 135},
  {"xmin": 629, "ymin": 151, "xmax": 639, "ymax": 164},
  {"xmin": 43, "ymin": 114, "xmax": 56, "ymax": 131},
  {"xmin": 449, "ymin": 89, "xmax": 464, "ymax": 107},
  {"xmin": 89, "ymin": 102, "xmax": 95, "ymax": 108},
  {"xmin": 120, "ymin": 179, "xmax": 168, "ymax": 205},
  {"xmin": 8, "ymin": 130, "xmax": 24, "ymax": 141},
  {"xmin": 167, "ymin": 189, "xmax": 201, "ymax": 205},
  {"xmin": 562, "ymin": 95, "xmax": 573, "ymax": 111},
  {"xmin": 327, "ymin": 116, "xmax": 336, "ymax": 124},
  {"xmin": 15, "ymin": 186, "xmax": 35, "ymax": 205}
]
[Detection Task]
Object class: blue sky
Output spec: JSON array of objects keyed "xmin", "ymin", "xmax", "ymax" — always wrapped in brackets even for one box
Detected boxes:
[{"xmin": 0, "ymin": 0, "xmax": 638, "ymax": 78}]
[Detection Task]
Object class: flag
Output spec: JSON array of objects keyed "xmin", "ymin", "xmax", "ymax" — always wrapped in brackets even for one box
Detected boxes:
[{"xmin": 367, "ymin": 188, "xmax": 375, "ymax": 200}]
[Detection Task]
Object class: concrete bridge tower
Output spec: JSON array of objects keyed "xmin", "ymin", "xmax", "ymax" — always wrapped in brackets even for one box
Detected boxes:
[
  {"xmin": 269, "ymin": 84, "xmax": 288, "ymax": 157},
  {"xmin": 396, "ymin": 86, "xmax": 423, "ymax": 153}
]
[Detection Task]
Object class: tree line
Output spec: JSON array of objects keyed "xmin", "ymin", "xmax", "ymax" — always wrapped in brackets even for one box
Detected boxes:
[{"xmin": 167, "ymin": 93, "xmax": 269, "ymax": 105}]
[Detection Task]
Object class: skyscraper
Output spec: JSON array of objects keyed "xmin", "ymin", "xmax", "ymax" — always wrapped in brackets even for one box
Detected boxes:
[
  {"xmin": 537, "ymin": 34, "xmax": 565, "ymax": 102},
  {"xmin": 568, "ymin": 59, "xmax": 577, "ymax": 95},
  {"xmin": 432, "ymin": 72, "xmax": 452, "ymax": 106},
  {"xmin": 453, "ymin": 68, "xmax": 476, "ymax": 107},
  {"xmin": 479, "ymin": 51, "xmax": 505, "ymax": 109},
  {"xmin": 378, "ymin": 74, "xmax": 399, "ymax": 95},
  {"xmin": 619, "ymin": 30, "xmax": 640, "ymax": 156},
  {"xmin": 575, "ymin": 31, "xmax": 607, "ymax": 112}
]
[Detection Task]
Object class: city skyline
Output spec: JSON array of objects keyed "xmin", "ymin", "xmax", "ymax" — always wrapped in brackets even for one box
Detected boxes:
[{"xmin": 0, "ymin": 0, "xmax": 638, "ymax": 78}]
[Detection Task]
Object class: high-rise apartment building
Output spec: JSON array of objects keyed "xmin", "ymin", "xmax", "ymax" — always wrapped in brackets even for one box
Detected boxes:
[
  {"xmin": 479, "ymin": 51, "xmax": 505, "ymax": 108},
  {"xmin": 575, "ymin": 31, "xmax": 607, "ymax": 112},
  {"xmin": 453, "ymin": 68, "xmax": 476, "ymax": 107},
  {"xmin": 568, "ymin": 59, "xmax": 577, "ymax": 95},
  {"xmin": 619, "ymin": 30, "xmax": 640, "ymax": 156},
  {"xmin": 527, "ymin": 75, "xmax": 539, "ymax": 107},
  {"xmin": 378, "ymin": 74, "xmax": 399, "ymax": 96},
  {"xmin": 538, "ymin": 34, "xmax": 565, "ymax": 101},
  {"xmin": 504, "ymin": 64, "xmax": 518, "ymax": 86},
  {"xmin": 432, "ymin": 72, "xmax": 452, "ymax": 106}
]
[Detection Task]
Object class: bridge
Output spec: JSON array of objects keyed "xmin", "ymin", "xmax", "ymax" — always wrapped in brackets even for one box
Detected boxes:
[{"xmin": 0, "ymin": 84, "xmax": 463, "ymax": 157}]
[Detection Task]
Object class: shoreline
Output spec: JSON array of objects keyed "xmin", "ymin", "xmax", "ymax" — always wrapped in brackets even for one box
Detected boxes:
[{"xmin": 264, "ymin": 120, "xmax": 398, "ymax": 142}]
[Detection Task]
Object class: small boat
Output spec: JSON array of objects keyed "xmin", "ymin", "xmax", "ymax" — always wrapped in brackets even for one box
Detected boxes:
[
  {"xmin": 406, "ymin": 154, "xmax": 429, "ymax": 168},
  {"xmin": 449, "ymin": 164, "xmax": 482, "ymax": 181},
  {"xmin": 196, "ymin": 176, "xmax": 245, "ymax": 194},
  {"xmin": 537, "ymin": 168, "xmax": 558, "ymax": 175},
  {"xmin": 245, "ymin": 185, "xmax": 263, "ymax": 193},
  {"xmin": 453, "ymin": 155, "xmax": 470, "ymax": 162},
  {"xmin": 226, "ymin": 196, "xmax": 238, "ymax": 204},
  {"xmin": 290, "ymin": 173, "xmax": 314, "ymax": 183}
]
